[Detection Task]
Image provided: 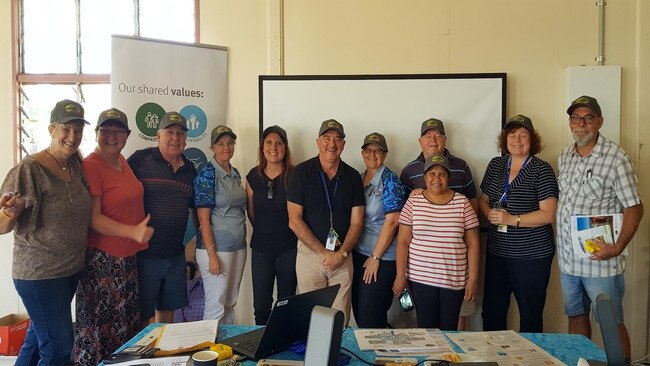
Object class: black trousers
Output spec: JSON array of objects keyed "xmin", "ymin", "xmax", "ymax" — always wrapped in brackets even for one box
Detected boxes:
[
  {"xmin": 251, "ymin": 247, "xmax": 297, "ymax": 325},
  {"xmin": 409, "ymin": 280, "xmax": 465, "ymax": 330},
  {"xmin": 482, "ymin": 252, "xmax": 553, "ymax": 333},
  {"xmin": 351, "ymin": 251, "xmax": 396, "ymax": 328}
]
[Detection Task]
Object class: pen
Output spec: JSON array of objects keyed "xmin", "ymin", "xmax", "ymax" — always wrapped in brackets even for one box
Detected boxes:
[{"xmin": 587, "ymin": 169, "xmax": 592, "ymax": 179}]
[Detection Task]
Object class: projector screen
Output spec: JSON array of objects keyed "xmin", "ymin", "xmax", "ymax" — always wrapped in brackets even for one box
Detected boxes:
[{"xmin": 259, "ymin": 74, "xmax": 506, "ymax": 191}]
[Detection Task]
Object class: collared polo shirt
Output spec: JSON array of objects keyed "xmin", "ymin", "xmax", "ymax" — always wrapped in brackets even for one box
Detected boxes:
[
  {"xmin": 287, "ymin": 156, "xmax": 365, "ymax": 245},
  {"xmin": 128, "ymin": 147, "xmax": 196, "ymax": 259},
  {"xmin": 355, "ymin": 165, "xmax": 406, "ymax": 260},
  {"xmin": 399, "ymin": 149, "xmax": 477, "ymax": 199}
]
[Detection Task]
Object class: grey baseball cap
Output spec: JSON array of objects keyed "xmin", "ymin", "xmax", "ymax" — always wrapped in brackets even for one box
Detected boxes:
[
  {"xmin": 158, "ymin": 111, "xmax": 188, "ymax": 131},
  {"xmin": 361, "ymin": 132, "xmax": 388, "ymax": 151},
  {"xmin": 50, "ymin": 99, "xmax": 89, "ymax": 125},
  {"xmin": 423, "ymin": 154, "xmax": 450, "ymax": 173}
]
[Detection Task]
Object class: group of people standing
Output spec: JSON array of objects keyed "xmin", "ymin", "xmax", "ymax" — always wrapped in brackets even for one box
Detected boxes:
[{"xmin": 0, "ymin": 94, "xmax": 643, "ymax": 366}]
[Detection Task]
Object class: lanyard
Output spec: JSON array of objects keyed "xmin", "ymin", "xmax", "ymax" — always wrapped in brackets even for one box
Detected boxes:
[
  {"xmin": 498, "ymin": 154, "xmax": 532, "ymax": 207},
  {"xmin": 319, "ymin": 171, "xmax": 339, "ymax": 228}
]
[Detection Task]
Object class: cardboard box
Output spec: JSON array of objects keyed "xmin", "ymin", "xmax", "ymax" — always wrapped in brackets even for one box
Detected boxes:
[{"xmin": 0, "ymin": 313, "xmax": 30, "ymax": 356}]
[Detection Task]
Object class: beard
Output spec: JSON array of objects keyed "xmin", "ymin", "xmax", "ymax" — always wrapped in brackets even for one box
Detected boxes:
[{"xmin": 572, "ymin": 129, "xmax": 593, "ymax": 146}]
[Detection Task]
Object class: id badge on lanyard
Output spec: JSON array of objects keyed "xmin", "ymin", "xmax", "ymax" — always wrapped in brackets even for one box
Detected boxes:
[{"xmin": 325, "ymin": 227, "xmax": 340, "ymax": 251}]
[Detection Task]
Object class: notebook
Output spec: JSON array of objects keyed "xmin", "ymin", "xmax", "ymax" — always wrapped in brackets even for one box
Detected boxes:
[{"xmin": 221, "ymin": 284, "xmax": 340, "ymax": 360}]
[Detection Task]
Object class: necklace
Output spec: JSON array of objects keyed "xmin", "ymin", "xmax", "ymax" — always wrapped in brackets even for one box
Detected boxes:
[
  {"xmin": 45, "ymin": 149, "xmax": 67, "ymax": 170},
  {"xmin": 44, "ymin": 149, "xmax": 73, "ymax": 203}
]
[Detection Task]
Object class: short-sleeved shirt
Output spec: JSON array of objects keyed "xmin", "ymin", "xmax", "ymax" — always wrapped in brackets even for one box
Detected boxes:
[
  {"xmin": 557, "ymin": 134, "xmax": 642, "ymax": 277},
  {"xmin": 83, "ymin": 152, "xmax": 148, "ymax": 258},
  {"xmin": 286, "ymin": 156, "xmax": 365, "ymax": 245},
  {"xmin": 355, "ymin": 165, "xmax": 406, "ymax": 261},
  {"xmin": 128, "ymin": 147, "xmax": 196, "ymax": 259},
  {"xmin": 2, "ymin": 156, "xmax": 91, "ymax": 280},
  {"xmin": 194, "ymin": 162, "xmax": 247, "ymax": 252},
  {"xmin": 480, "ymin": 155, "xmax": 558, "ymax": 259},
  {"xmin": 246, "ymin": 168, "xmax": 297, "ymax": 255},
  {"xmin": 399, "ymin": 149, "xmax": 477, "ymax": 199},
  {"xmin": 398, "ymin": 192, "xmax": 479, "ymax": 290}
]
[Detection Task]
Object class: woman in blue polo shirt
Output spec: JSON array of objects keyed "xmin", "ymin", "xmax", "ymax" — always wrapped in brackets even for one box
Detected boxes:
[
  {"xmin": 194, "ymin": 125, "xmax": 247, "ymax": 324},
  {"xmin": 351, "ymin": 132, "xmax": 406, "ymax": 328},
  {"xmin": 479, "ymin": 115, "xmax": 558, "ymax": 333}
]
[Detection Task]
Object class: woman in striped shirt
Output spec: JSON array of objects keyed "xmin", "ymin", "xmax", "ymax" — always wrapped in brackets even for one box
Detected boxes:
[
  {"xmin": 479, "ymin": 115, "xmax": 558, "ymax": 333},
  {"xmin": 393, "ymin": 155, "xmax": 479, "ymax": 330}
]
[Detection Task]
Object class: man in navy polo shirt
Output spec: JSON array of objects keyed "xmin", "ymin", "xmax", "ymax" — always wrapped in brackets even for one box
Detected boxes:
[
  {"xmin": 287, "ymin": 119, "xmax": 365, "ymax": 325},
  {"xmin": 128, "ymin": 111, "xmax": 197, "ymax": 325}
]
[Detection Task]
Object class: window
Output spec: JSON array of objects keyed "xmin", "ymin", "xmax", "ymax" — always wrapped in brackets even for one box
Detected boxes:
[{"xmin": 16, "ymin": 0, "xmax": 197, "ymax": 158}]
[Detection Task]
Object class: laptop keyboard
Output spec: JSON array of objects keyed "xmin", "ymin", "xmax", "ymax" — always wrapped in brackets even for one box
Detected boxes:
[{"xmin": 238, "ymin": 337, "xmax": 261, "ymax": 352}]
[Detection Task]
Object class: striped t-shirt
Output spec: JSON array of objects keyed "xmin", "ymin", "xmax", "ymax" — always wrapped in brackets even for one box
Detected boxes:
[
  {"xmin": 480, "ymin": 155, "xmax": 558, "ymax": 259},
  {"xmin": 398, "ymin": 192, "xmax": 479, "ymax": 290}
]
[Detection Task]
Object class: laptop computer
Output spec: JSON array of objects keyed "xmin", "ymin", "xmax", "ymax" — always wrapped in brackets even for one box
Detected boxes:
[
  {"xmin": 587, "ymin": 293, "xmax": 628, "ymax": 366},
  {"xmin": 221, "ymin": 284, "xmax": 340, "ymax": 360}
]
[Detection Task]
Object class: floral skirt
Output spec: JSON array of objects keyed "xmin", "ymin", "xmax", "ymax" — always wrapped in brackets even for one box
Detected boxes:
[{"xmin": 74, "ymin": 247, "xmax": 140, "ymax": 366}]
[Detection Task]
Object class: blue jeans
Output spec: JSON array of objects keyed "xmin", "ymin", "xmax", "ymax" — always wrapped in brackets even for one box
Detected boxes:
[
  {"xmin": 560, "ymin": 272, "xmax": 625, "ymax": 323},
  {"xmin": 13, "ymin": 272, "xmax": 80, "ymax": 366}
]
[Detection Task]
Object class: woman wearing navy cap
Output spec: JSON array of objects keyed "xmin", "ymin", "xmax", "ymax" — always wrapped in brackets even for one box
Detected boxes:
[
  {"xmin": 245, "ymin": 125, "xmax": 297, "ymax": 325},
  {"xmin": 479, "ymin": 115, "xmax": 558, "ymax": 333}
]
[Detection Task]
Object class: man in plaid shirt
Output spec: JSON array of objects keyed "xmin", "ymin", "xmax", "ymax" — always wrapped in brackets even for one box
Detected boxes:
[{"xmin": 556, "ymin": 95, "xmax": 644, "ymax": 360}]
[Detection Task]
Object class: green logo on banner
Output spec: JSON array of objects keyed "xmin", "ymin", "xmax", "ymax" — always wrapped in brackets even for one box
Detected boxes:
[{"xmin": 136, "ymin": 103, "xmax": 166, "ymax": 137}]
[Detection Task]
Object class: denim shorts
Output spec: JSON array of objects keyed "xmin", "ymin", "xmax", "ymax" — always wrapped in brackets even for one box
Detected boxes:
[
  {"xmin": 560, "ymin": 272, "xmax": 625, "ymax": 323},
  {"xmin": 137, "ymin": 253, "xmax": 188, "ymax": 321}
]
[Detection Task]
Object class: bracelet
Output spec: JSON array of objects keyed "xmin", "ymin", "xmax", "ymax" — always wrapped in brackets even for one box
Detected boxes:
[
  {"xmin": 370, "ymin": 254, "xmax": 381, "ymax": 261},
  {"xmin": 205, "ymin": 246, "xmax": 217, "ymax": 253}
]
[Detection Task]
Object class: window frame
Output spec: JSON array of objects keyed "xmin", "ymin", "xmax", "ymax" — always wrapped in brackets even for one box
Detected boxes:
[{"xmin": 11, "ymin": 0, "xmax": 201, "ymax": 162}]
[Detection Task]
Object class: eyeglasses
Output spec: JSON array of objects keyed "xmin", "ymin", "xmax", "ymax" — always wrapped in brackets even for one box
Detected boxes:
[
  {"xmin": 569, "ymin": 115, "xmax": 597, "ymax": 125},
  {"xmin": 267, "ymin": 180, "xmax": 274, "ymax": 200},
  {"xmin": 98, "ymin": 128, "xmax": 129, "ymax": 137},
  {"xmin": 362, "ymin": 147, "xmax": 384, "ymax": 155}
]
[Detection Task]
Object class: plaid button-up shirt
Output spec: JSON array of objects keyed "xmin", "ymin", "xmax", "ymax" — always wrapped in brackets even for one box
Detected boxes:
[{"xmin": 556, "ymin": 134, "xmax": 642, "ymax": 277}]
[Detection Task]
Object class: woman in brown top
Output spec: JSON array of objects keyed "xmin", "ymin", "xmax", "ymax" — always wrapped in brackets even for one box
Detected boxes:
[{"xmin": 0, "ymin": 99, "xmax": 92, "ymax": 366}]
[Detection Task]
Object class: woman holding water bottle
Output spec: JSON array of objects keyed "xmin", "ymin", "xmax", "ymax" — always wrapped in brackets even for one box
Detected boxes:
[{"xmin": 478, "ymin": 114, "xmax": 558, "ymax": 333}]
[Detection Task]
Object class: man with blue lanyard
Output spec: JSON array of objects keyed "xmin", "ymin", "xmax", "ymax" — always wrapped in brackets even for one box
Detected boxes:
[{"xmin": 287, "ymin": 119, "xmax": 365, "ymax": 325}]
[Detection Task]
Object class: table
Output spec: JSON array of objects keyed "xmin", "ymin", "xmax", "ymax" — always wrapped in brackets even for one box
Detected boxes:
[{"xmin": 121, "ymin": 324, "xmax": 607, "ymax": 365}]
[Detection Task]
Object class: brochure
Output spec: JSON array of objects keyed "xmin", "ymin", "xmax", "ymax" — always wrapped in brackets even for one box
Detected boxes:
[{"xmin": 570, "ymin": 214, "xmax": 625, "ymax": 259}]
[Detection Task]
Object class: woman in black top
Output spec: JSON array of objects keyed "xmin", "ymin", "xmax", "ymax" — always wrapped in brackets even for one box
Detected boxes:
[
  {"xmin": 245, "ymin": 125, "xmax": 297, "ymax": 325},
  {"xmin": 478, "ymin": 115, "xmax": 558, "ymax": 333}
]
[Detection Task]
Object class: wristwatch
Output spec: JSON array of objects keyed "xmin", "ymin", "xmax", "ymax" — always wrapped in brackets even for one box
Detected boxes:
[
  {"xmin": 515, "ymin": 215, "xmax": 522, "ymax": 227},
  {"xmin": 339, "ymin": 250, "xmax": 348, "ymax": 258}
]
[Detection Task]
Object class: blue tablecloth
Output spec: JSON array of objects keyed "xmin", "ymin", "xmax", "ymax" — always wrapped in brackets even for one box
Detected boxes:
[{"xmin": 123, "ymin": 324, "xmax": 606, "ymax": 365}]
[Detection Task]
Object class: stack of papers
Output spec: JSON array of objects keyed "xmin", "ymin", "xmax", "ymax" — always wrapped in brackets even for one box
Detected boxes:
[
  {"xmin": 154, "ymin": 319, "xmax": 219, "ymax": 356},
  {"xmin": 353, "ymin": 328, "xmax": 454, "ymax": 356}
]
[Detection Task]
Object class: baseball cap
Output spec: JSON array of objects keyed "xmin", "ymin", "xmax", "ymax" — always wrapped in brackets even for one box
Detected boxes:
[
  {"xmin": 420, "ymin": 118, "xmax": 445, "ymax": 135},
  {"xmin": 262, "ymin": 125, "xmax": 288, "ymax": 144},
  {"xmin": 361, "ymin": 132, "xmax": 388, "ymax": 151},
  {"xmin": 211, "ymin": 125, "xmax": 237, "ymax": 145},
  {"xmin": 423, "ymin": 154, "xmax": 450, "ymax": 174},
  {"xmin": 567, "ymin": 95, "xmax": 602, "ymax": 116},
  {"xmin": 503, "ymin": 114, "xmax": 534, "ymax": 132},
  {"xmin": 158, "ymin": 111, "xmax": 188, "ymax": 131},
  {"xmin": 50, "ymin": 99, "xmax": 89, "ymax": 125},
  {"xmin": 97, "ymin": 108, "xmax": 129, "ymax": 130},
  {"xmin": 318, "ymin": 119, "xmax": 345, "ymax": 138}
]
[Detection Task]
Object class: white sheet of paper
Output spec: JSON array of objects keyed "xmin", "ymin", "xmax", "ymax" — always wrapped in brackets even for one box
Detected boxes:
[{"xmin": 156, "ymin": 319, "xmax": 218, "ymax": 351}]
